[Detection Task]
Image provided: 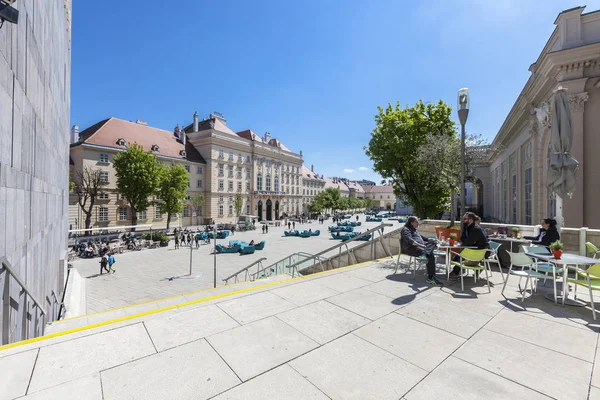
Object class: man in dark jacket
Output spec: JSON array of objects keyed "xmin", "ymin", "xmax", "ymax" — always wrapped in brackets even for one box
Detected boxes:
[
  {"xmin": 401, "ymin": 216, "xmax": 442, "ymax": 285},
  {"xmin": 450, "ymin": 212, "xmax": 489, "ymax": 278}
]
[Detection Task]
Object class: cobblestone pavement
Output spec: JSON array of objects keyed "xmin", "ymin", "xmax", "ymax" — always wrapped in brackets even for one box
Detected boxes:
[{"xmin": 72, "ymin": 216, "xmax": 394, "ymax": 313}]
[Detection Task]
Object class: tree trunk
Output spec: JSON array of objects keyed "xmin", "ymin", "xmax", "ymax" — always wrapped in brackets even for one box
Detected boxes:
[
  {"xmin": 84, "ymin": 197, "xmax": 95, "ymax": 235},
  {"xmin": 166, "ymin": 213, "xmax": 172, "ymax": 229},
  {"xmin": 131, "ymin": 204, "xmax": 137, "ymax": 232}
]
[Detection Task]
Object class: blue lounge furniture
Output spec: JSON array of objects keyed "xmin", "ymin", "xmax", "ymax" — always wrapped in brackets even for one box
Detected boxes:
[
  {"xmin": 239, "ymin": 243, "xmax": 256, "ymax": 255},
  {"xmin": 254, "ymin": 241, "xmax": 266, "ymax": 250},
  {"xmin": 310, "ymin": 230, "xmax": 320, "ymax": 236},
  {"xmin": 215, "ymin": 243, "xmax": 241, "ymax": 254}
]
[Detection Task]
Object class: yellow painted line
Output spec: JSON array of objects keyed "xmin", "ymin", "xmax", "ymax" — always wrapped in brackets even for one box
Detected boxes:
[{"xmin": 0, "ymin": 258, "xmax": 379, "ymax": 352}]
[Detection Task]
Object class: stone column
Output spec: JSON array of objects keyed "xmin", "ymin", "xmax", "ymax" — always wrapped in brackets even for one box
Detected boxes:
[
  {"xmin": 529, "ymin": 108, "xmax": 543, "ymax": 223},
  {"xmin": 563, "ymin": 92, "xmax": 588, "ymax": 227}
]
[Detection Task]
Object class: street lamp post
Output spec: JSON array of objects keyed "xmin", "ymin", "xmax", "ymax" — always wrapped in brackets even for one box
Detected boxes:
[{"xmin": 457, "ymin": 88, "xmax": 470, "ymax": 220}]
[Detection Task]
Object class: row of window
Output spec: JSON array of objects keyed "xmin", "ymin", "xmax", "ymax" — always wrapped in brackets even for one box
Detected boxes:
[
  {"xmin": 494, "ymin": 167, "xmax": 533, "ymax": 225},
  {"xmin": 99, "ymin": 154, "xmax": 203, "ymax": 175},
  {"xmin": 218, "ymin": 165, "xmax": 250, "ymax": 178},
  {"xmin": 218, "ymin": 150, "xmax": 251, "ymax": 163},
  {"xmin": 218, "ymin": 204, "xmax": 251, "ymax": 216},
  {"xmin": 218, "ymin": 180, "xmax": 250, "ymax": 192},
  {"xmin": 98, "ymin": 206, "xmax": 162, "ymax": 222}
]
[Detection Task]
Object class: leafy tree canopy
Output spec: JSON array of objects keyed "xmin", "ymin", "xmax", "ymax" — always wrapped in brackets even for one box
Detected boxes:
[
  {"xmin": 365, "ymin": 100, "xmax": 456, "ymax": 218},
  {"xmin": 156, "ymin": 163, "xmax": 189, "ymax": 229}
]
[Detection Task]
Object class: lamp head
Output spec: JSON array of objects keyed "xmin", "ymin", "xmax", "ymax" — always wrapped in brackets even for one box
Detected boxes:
[{"xmin": 457, "ymin": 88, "xmax": 470, "ymax": 111}]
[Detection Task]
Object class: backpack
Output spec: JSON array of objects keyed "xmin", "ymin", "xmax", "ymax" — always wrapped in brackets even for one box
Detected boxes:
[{"xmin": 100, "ymin": 257, "xmax": 108, "ymax": 267}]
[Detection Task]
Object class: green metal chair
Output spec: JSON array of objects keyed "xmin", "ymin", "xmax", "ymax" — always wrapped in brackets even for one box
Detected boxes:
[
  {"xmin": 586, "ymin": 242, "xmax": 600, "ymax": 259},
  {"xmin": 502, "ymin": 252, "xmax": 546, "ymax": 302},
  {"xmin": 486, "ymin": 241, "xmax": 504, "ymax": 282},
  {"xmin": 522, "ymin": 245, "xmax": 563, "ymax": 303},
  {"xmin": 450, "ymin": 249, "xmax": 490, "ymax": 292},
  {"xmin": 567, "ymin": 264, "xmax": 600, "ymax": 320}
]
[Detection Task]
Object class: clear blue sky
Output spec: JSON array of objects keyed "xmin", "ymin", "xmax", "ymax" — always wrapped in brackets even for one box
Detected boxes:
[{"xmin": 71, "ymin": 0, "xmax": 600, "ymax": 183}]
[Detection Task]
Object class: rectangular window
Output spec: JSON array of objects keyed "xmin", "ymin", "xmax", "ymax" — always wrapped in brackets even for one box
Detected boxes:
[
  {"xmin": 246, "ymin": 204, "xmax": 250, "ymax": 214},
  {"xmin": 197, "ymin": 166, "xmax": 203, "ymax": 174},
  {"xmin": 219, "ymin": 150, "xmax": 224, "ymax": 159},
  {"xmin": 155, "ymin": 206, "xmax": 162, "ymax": 219},
  {"xmin": 238, "ymin": 154, "xmax": 243, "ymax": 162},
  {"xmin": 138, "ymin": 210, "xmax": 147, "ymax": 220},
  {"xmin": 187, "ymin": 179, "xmax": 190, "ymax": 188},
  {"xmin": 524, "ymin": 168, "xmax": 532, "ymax": 225},
  {"xmin": 228, "ymin": 166, "xmax": 233, "ymax": 177},
  {"xmin": 184, "ymin": 165, "xmax": 190, "ymax": 172},
  {"xmin": 246, "ymin": 182, "xmax": 250, "ymax": 191},
  {"xmin": 183, "ymin": 206, "xmax": 190, "ymax": 217},
  {"xmin": 228, "ymin": 181, "xmax": 233, "ymax": 191},
  {"xmin": 503, "ymin": 178, "xmax": 507, "ymax": 222},
  {"xmin": 237, "ymin": 181, "xmax": 242, "ymax": 191},
  {"xmin": 100, "ymin": 172, "xmax": 109, "ymax": 183},
  {"xmin": 218, "ymin": 164, "xmax": 224, "ymax": 176},
  {"xmin": 246, "ymin": 156, "xmax": 251, "ymax": 163},
  {"xmin": 237, "ymin": 168, "xmax": 242, "ymax": 179},
  {"xmin": 118, "ymin": 207, "xmax": 128, "ymax": 221},
  {"xmin": 228, "ymin": 204, "xmax": 233, "ymax": 215},
  {"xmin": 229, "ymin": 152, "xmax": 234, "ymax": 160},
  {"xmin": 512, "ymin": 174, "xmax": 517, "ymax": 224},
  {"xmin": 218, "ymin": 180, "xmax": 224, "ymax": 190},
  {"xmin": 98, "ymin": 192, "xmax": 109, "ymax": 200},
  {"xmin": 219, "ymin": 205, "xmax": 224, "ymax": 216},
  {"xmin": 99, "ymin": 153, "xmax": 109, "ymax": 163},
  {"xmin": 229, "ymin": 195, "xmax": 233, "ymax": 203},
  {"xmin": 98, "ymin": 207, "xmax": 108, "ymax": 222},
  {"xmin": 219, "ymin": 195, "xmax": 224, "ymax": 203},
  {"xmin": 197, "ymin": 180, "xmax": 202, "ymax": 188}
]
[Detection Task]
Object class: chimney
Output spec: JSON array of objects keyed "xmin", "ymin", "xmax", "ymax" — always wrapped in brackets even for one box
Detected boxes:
[
  {"xmin": 193, "ymin": 111, "xmax": 199, "ymax": 132},
  {"xmin": 182, "ymin": 131, "xmax": 186, "ymax": 146},
  {"xmin": 311, "ymin": 164, "xmax": 314, "ymax": 172},
  {"xmin": 299, "ymin": 150, "xmax": 303, "ymax": 157},
  {"xmin": 70, "ymin": 124, "xmax": 79, "ymax": 143},
  {"xmin": 264, "ymin": 132, "xmax": 271, "ymax": 143},
  {"xmin": 136, "ymin": 119, "xmax": 147, "ymax": 125}
]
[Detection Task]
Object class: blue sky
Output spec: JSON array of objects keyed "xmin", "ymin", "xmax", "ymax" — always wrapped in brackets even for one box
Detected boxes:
[{"xmin": 71, "ymin": 0, "xmax": 600, "ymax": 183}]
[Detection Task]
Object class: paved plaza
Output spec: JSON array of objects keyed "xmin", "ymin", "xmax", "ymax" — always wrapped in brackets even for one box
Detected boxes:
[
  {"xmin": 72, "ymin": 216, "xmax": 391, "ymax": 313},
  {"xmin": 2, "ymin": 256, "xmax": 600, "ymax": 400}
]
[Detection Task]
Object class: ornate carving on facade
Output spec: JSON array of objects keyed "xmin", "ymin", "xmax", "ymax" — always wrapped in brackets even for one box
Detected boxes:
[{"xmin": 568, "ymin": 92, "xmax": 589, "ymax": 113}]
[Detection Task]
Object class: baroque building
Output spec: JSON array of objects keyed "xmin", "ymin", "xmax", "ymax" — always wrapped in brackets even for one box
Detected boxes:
[{"xmin": 485, "ymin": 6, "xmax": 600, "ymax": 228}]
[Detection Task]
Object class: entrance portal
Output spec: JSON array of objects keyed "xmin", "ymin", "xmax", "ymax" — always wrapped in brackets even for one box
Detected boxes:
[
  {"xmin": 257, "ymin": 200, "xmax": 263, "ymax": 221},
  {"xmin": 275, "ymin": 201, "xmax": 280, "ymax": 220},
  {"xmin": 266, "ymin": 199, "xmax": 272, "ymax": 221}
]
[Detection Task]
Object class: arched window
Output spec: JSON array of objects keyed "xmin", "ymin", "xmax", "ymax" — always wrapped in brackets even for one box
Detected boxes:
[
  {"xmin": 266, "ymin": 174, "xmax": 272, "ymax": 191},
  {"xmin": 257, "ymin": 172, "xmax": 263, "ymax": 191},
  {"xmin": 274, "ymin": 175, "xmax": 280, "ymax": 193}
]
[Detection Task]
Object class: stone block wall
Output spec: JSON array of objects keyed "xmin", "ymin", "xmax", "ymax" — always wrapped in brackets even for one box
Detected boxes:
[{"xmin": 0, "ymin": 0, "xmax": 71, "ymax": 343}]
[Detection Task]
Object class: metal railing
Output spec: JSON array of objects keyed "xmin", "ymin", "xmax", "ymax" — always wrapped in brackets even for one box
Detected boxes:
[
  {"xmin": 1, "ymin": 257, "xmax": 46, "ymax": 345},
  {"xmin": 248, "ymin": 252, "xmax": 329, "ymax": 281},
  {"xmin": 222, "ymin": 257, "xmax": 267, "ymax": 285},
  {"xmin": 247, "ymin": 223, "xmax": 394, "ymax": 281}
]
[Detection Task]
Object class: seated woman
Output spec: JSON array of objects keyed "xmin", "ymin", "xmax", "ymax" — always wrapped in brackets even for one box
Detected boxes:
[
  {"xmin": 524, "ymin": 218, "xmax": 560, "ymax": 247},
  {"xmin": 249, "ymin": 240, "xmax": 255, "ymax": 246}
]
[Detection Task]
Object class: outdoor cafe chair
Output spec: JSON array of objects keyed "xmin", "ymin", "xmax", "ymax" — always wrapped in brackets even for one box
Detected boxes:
[
  {"xmin": 394, "ymin": 246, "xmax": 427, "ymax": 278},
  {"xmin": 486, "ymin": 241, "xmax": 504, "ymax": 282},
  {"xmin": 567, "ymin": 263, "xmax": 600, "ymax": 320},
  {"xmin": 522, "ymin": 245, "xmax": 563, "ymax": 302},
  {"xmin": 450, "ymin": 248, "xmax": 490, "ymax": 293},
  {"xmin": 502, "ymin": 252, "xmax": 546, "ymax": 302},
  {"xmin": 586, "ymin": 242, "xmax": 600, "ymax": 259}
]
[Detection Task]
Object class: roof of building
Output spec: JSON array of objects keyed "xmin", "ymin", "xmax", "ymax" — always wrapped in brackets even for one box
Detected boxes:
[
  {"xmin": 324, "ymin": 178, "xmax": 350, "ymax": 192},
  {"xmin": 73, "ymin": 118, "xmax": 206, "ymax": 164},
  {"xmin": 362, "ymin": 184, "xmax": 395, "ymax": 193},
  {"xmin": 346, "ymin": 181, "xmax": 365, "ymax": 193},
  {"xmin": 301, "ymin": 165, "xmax": 324, "ymax": 181},
  {"xmin": 236, "ymin": 129, "xmax": 262, "ymax": 142}
]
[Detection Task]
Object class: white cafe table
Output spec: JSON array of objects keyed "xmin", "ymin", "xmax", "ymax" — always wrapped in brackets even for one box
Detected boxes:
[{"xmin": 530, "ymin": 253, "xmax": 599, "ymax": 306}]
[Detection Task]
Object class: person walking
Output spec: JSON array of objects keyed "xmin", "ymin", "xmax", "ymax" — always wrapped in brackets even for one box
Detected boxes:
[
  {"xmin": 265, "ymin": 224, "xmax": 269, "ymax": 233},
  {"xmin": 181, "ymin": 232, "xmax": 186, "ymax": 246},
  {"xmin": 107, "ymin": 252, "xmax": 116, "ymax": 274},
  {"xmin": 288, "ymin": 222, "xmax": 291, "ymax": 230},
  {"xmin": 99, "ymin": 254, "xmax": 110, "ymax": 275},
  {"xmin": 231, "ymin": 225, "xmax": 235, "ymax": 236},
  {"xmin": 174, "ymin": 234, "xmax": 180, "ymax": 249},
  {"xmin": 195, "ymin": 233, "xmax": 200, "ymax": 248},
  {"xmin": 292, "ymin": 221, "xmax": 295, "ymax": 229},
  {"xmin": 187, "ymin": 233, "xmax": 192, "ymax": 246}
]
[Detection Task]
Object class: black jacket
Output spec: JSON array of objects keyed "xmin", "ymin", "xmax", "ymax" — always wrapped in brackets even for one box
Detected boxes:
[
  {"xmin": 531, "ymin": 227, "xmax": 560, "ymax": 247},
  {"xmin": 401, "ymin": 226, "xmax": 430, "ymax": 257},
  {"xmin": 461, "ymin": 223, "xmax": 489, "ymax": 249}
]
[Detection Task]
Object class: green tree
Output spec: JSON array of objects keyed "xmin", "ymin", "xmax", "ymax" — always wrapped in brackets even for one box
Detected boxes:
[
  {"xmin": 74, "ymin": 166, "xmax": 109, "ymax": 234},
  {"xmin": 234, "ymin": 190, "xmax": 244, "ymax": 221},
  {"xmin": 337, "ymin": 196, "xmax": 349, "ymax": 212},
  {"xmin": 189, "ymin": 193, "xmax": 205, "ymax": 225},
  {"xmin": 363, "ymin": 197, "xmax": 374, "ymax": 210},
  {"xmin": 156, "ymin": 164, "xmax": 189, "ymax": 229},
  {"xmin": 365, "ymin": 100, "xmax": 456, "ymax": 218},
  {"xmin": 316, "ymin": 187, "xmax": 342, "ymax": 213},
  {"xmin": 112, "ymin": 143, "xmax": 162, "ymax": 230},
  {"xmin": 307, "ymin": 199, "xmax": 323, "ymax": 214},
  {"xmin": 348, "ymin": 196, "xmax": 361, "ymax": 211}
]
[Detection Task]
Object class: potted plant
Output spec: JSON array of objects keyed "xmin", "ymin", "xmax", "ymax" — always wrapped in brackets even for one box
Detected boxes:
[
  {"xmin": 511, "ymin": 227, "xmax": 520, "ymax": 238},
  {"xmin": 549, "ymin": 240, "xmax": 563, "ymax": 260},
  {"xmin": 448, "ymin": 233, "xmax": 458, "ymax": 246}
]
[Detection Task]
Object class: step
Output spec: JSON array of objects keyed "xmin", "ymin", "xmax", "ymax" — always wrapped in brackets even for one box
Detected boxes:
[{"xmin": 45, "ymin": 274, "xmax": 294, "ymax": 336}]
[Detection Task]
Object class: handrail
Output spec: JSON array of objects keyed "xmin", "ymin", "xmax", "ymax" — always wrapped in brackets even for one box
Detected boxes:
[
  {"xmin": 222, "ymin": 257, "xmax": 267, "ymax": 285},
  {"xmin": 252, "ymin": 223, "xmax": 393, "ymax": 279},
  {"xmin": 1, "ymin": 257, "xmax": 46, "ymax": 315}
]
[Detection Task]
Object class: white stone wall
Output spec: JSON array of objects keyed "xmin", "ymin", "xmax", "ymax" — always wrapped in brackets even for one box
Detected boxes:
[{"xmin": 0, "ymin": 0, "xmax": 71, "ymax": 342}]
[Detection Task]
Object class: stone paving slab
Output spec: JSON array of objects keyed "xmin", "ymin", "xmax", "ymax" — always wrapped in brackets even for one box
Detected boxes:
[
  {"xmin": 211, "ymin": 364, "xmax": 330, "ymax": 400},
  {"xmin": 326, "ymin": 286, "xmax": 402, "ymax": 320},
  {"xmin": 0, "ymin": 349, "xmax": 38, "ymax": 400},
  {"xmin": 19, "ymin": 374, "xmax": 103, "ymax": 400},
  {"xmin": 207, "ymin": 316, "xmax": 319, "ymax": 382},
  {"xmin": 290, "ymin": 333, "xmax": 427, "ymax": 400},
  {"xmin": 216, "ymin": 291, "xmax": 297, "ymax": 325},
  {"xmin": 454, "ymin": 329, "xmax": 593, "ymax": 399},
  {"xmin": 404, "ymin": 356, "xmax": 551, "ymax": 400},
  {"xmin": 28, "ymin": 323, "xmax": 156, "ymax": 393},
  {"xmin": 101, "ymin": 339, "xmax": 241, "ymax": 400}
]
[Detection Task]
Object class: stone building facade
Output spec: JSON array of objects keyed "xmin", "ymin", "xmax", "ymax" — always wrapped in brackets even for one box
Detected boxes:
[
  {"xmin": 301, "ymin": 165, "xmax": 325, "ymax": 214},
  {"xmin": 69, "ymin": 118, "xmax": 206, "ymax": 230},
  {"xmin": 486, "ymin": 6, "xmax": 600, "ymax": 228},
  {"xmin": 0, "ymin": 1, "xmax": 72, "ymax": 342}
]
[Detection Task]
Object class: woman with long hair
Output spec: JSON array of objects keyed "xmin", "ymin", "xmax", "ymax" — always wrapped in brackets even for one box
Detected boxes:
[{"xmin": 524, "ymin": 218, "xmax": 560, "ymax": 247}]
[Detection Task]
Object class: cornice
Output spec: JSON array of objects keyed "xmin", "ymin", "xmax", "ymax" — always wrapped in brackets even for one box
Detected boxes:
[{"xmin": 75, "ymin": 143, "xmax": 206, "ymax": 164}]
